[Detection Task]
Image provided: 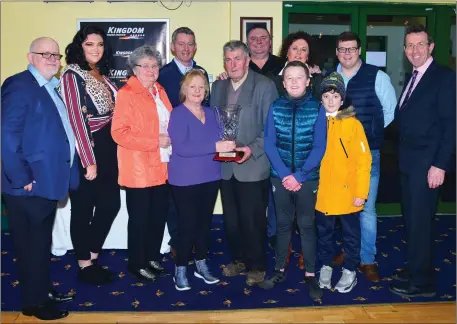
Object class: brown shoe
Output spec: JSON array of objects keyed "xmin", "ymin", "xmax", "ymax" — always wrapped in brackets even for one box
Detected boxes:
[
  {"xmin": 222, "ymin": 262, "xmax": 246, "ymax": 277},
  {"xmin": 298, "ymin": 252, "xmax": 305, "ymax": 270},
  {"xmin": 333, "ymin": 251, "xmax": 345, "ymax": 266},
  {"xmin": 359, "ymin": 264, "xmax": 380, "ymax": 282},
  {"xmin": 170, "ymin": 247, "xmax": 176, "ymax": 260},
  {"xmin": 246, "ymin": 270, "xmax": 266, "ymax": 286},
  {"xmin": 285, "ymin": 243, "xmax": 293, "ymax": 267}
]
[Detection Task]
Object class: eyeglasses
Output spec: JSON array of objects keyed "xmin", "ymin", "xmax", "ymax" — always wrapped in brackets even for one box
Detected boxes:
[
  {"xmin": 31, "ymin": 52, "xmax": 63, "ymax": 60},
  {"xmin": 337, "ymin": 47, "xmax": 359, "ymax": 54},
  {"xmin": 135, "ymin": 64, "xmax": 160, "ymax": 70},
  {"xmin": 404, "ymin": 42, "xmax": 429, "ymax": 51}
]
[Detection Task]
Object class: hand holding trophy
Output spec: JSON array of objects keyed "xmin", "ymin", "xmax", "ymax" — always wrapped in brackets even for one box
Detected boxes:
[{"xmin": 214, "ymin": 104, "xmax": 244, "ymax": 162}]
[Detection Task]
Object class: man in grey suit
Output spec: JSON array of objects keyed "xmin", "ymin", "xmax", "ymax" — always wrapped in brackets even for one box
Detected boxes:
[{"xmin": 210, "ymin": 40, "xmax": 278, "ymax": 286}]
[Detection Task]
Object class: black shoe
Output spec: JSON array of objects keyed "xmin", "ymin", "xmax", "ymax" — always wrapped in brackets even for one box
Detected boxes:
[
  {"xmin": 128, "ymin": 267, "xmax": 157, "ymax": 282},
  {"xmin": 48, "ymin": 290, "xmax": 75, "ymax": 304},
  {"xmin": 389, "ymin": 282, "xmax": 436, "ymax": 298},
  {"xmin": 22, "ymin": 300, "xmax": 69, "ymax": 320},
  {"xmin": 391, "ymin": 269, "xmax": 409, "ymax": 282},
  {"xmin": 304, "ymin": 276, "xmax": 323, "ymax": 300},
  {"xmin": 78, "ymin": 264, "xmax": 113, "ymax": 285},
  {"xmin": 148, "ymin": 260, "xmax": 169, "ymax": 277},
  {"xmin": 92, "ymin": 260, "xmax": 116, "ymax": 281},
  {"xmin": 258, "ymin": 270, "xmax": 286, "ymax": 290}
]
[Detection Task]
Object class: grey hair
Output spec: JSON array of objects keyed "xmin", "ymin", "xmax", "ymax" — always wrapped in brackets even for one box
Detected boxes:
[
  {"xmin": 172, "ymin": 27, "xmax": 196, "ymax": 44},
  {"xmin": 223, "ymin": 40, "xmax": 249, "ymax": 59},
  {"xmin": 127, "ymin": 45, "xmax": 162, "ymax": 76}
]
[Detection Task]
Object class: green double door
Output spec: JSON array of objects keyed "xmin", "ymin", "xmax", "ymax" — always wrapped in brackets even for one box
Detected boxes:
[
  {"xmin": 282, "ymin": 2, "xmax": 456, "ymax": 208},
  {"xmin": 283, "ymin": 2, "xmax": 455, "ymax": 95}
]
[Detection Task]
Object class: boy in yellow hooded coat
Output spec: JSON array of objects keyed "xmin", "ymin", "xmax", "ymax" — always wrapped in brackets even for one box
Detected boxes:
[{"xmin": 316, "ymin": 72, "xmax": 372, "ymax": 294}]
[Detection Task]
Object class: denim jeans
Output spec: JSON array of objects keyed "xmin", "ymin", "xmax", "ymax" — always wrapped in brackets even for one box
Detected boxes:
[{"xmin": 360, "ymin": 149, "xmax": 380, "ymax": 265}]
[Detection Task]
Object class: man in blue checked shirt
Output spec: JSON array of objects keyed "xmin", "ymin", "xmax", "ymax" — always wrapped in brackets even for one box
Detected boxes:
[{"xmin": 332, "ymin": 31, "xmax": 397, "ymax": 282}]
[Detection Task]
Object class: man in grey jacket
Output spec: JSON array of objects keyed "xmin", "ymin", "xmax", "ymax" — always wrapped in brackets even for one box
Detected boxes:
[{"xmin": 210, "ymin": 40, "xmax": 278, "ymax": 286}]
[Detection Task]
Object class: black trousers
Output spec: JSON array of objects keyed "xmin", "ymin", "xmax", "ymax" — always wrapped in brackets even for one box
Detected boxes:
[
  {"xmin": 271, "ymin": 178, "xmax": 318, "ymax": 272},
  {"xmin": 401, "ymin": 170, "xmax": 439, "ymax": 288},
  {"xmin": 125, "ymin": 184, "xmax": 169, "ymax": 270},
  {"xmin": 3, "ymin": 194, "xmax": 57, "ymax": 308},
  {"xmin": 316, "ymin": 211, "xmax": 361, "ymax": 271},
  {"xmin": 171, "ymin": 180, "xmax": 220, "ymax": 266},
  {"xmin": 69, "ymin": 124, "xmax": 120, "ymax": 261},
  {"xmin": 166, "ymin": 192, "xmax": 179, "ymax": 248},
  {"xmin": 221, "ymin": 176, "xmax": 269, "ymax": 271}
]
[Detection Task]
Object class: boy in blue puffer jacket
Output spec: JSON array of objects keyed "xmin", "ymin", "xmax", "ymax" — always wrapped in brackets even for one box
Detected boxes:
[{"xmin": 262, "ymin": 61, "xmax": 327, "ymax": 300}]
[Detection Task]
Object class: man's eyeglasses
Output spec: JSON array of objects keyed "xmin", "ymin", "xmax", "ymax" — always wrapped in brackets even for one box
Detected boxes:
[
  {"xmin": 31, "ymin": 52, "xmax": 63, "ymax": 60},
  {"xmin": 404, "ymin": 42, "xmax": 429, "ymax": 51},
  {"xmin": 337, "ymin": 47, "xmax": 359, "ymax": 54},
  {"xmin": 135, "ymin": 64, "xmax": 160, "ymax": 70}
]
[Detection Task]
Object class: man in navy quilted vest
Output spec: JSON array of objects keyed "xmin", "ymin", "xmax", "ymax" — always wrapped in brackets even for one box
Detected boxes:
[{"xmin": 332, "ymin": 31, "xmax": 397, "ymax": 282}]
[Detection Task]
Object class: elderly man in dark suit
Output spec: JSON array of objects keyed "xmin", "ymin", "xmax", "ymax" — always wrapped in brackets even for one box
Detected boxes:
[
  {"xmin": 2, "ymin": 37, "xmax": 79, "ymax": 320},
  {"xmin": 389, "ymin": 25, "xmax": 456, "ymax": 298},
  {"xmin": 211, "ymin": 40, "xmax": 278, "ymax": 286}
]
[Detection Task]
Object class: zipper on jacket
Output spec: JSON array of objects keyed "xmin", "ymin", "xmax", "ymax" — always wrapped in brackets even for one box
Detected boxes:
[
  {"xmin": 339, "ymin": 138, "xmax": 349, "ymax": 158},
  {"xmin": 291, "ymin": 104, "xmax": 297, "ymax": 172}
]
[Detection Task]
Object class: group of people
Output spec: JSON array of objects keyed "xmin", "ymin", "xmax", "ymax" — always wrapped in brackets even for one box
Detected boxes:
[{"xmin": 1, "ymin": 22, "xmax": 455, "ymax": 320}]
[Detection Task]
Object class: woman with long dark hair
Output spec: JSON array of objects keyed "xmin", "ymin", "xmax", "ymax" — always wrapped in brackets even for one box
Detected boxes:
[{"xmin": 60, "ymin": 26, "xmax": 120, "ymax": 285}]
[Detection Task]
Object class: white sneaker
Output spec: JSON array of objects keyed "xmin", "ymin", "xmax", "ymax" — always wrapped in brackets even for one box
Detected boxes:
[
  {"xmin": 334, "ymin": 268, "xmax": 357, "ymax": 293},
  {"xmin": 319, "ymin": 265, "xmax": 333, "ymax": 289}
]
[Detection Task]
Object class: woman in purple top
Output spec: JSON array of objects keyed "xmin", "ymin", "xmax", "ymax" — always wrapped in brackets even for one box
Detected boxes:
[{"xmin": 168, "ymin": 69, "xmax": 235, "ymax": 291}]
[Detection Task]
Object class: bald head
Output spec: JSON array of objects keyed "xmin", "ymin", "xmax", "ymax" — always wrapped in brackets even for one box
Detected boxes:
[
  {"xmin": 29, "ymin": 37, "xmax": 58, "ymax": 53},
  {"xmin": 27, "ymin": 37, "xmax": 61, "ymax": 80}
]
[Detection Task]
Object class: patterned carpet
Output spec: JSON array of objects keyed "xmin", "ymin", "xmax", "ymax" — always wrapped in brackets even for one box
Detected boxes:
[{"xmin": 1, "ymin": 215, "xmax": 455, "ymax": 312}]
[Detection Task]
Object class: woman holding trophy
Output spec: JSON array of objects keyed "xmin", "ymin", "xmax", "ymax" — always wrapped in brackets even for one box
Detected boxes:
[{"xmin": 167, "ymin": 69, "xmax": 236, "ymax": 291}]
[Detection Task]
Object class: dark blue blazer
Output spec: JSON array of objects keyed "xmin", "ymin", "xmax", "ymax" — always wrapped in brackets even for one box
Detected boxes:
[
  {"xmin": 1, "ymin": 70, "xmax": 79, "ymax": 200},
  {"xmin": 395, "ymin": 60, "xmax": 456, "ymax": 173},
  {"xmin": 158, "ymin": 60, "xmax": 210, "ymax": 108}
]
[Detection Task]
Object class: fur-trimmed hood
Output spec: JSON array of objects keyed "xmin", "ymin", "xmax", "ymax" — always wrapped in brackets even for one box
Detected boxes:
[{"xmin": 336, "ymin": 105, "xmax": 356, "ymax": 120}]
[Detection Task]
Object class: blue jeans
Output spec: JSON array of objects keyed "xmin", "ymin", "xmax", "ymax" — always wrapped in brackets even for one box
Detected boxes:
[
  {"xmin": 360, "ymin": 149, "xmax": 380, "ymax": 265},
  {"xmin": 267, "ymin": 184, "xmax": 276, "ymax": 238}
]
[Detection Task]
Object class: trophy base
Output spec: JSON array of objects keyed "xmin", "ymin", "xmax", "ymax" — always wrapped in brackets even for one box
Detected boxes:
[{"xmin": 214, "ymin": 151, "xmax": 244, "ymax": 162}]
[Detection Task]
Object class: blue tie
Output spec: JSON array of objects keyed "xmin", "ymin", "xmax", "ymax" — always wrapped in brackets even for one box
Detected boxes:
[{"xmin": 400, "ymin": 70, "xmax": 418, "ymax": 110}]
